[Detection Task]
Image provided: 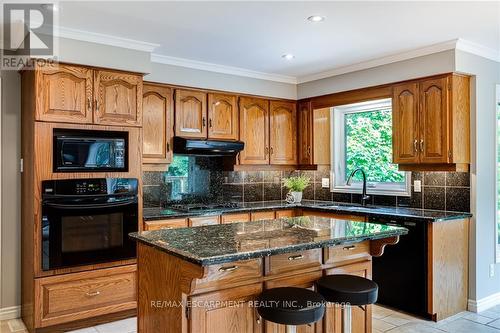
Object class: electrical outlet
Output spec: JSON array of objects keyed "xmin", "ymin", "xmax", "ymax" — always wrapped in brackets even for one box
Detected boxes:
[
  {"xmin": 414, "ymin": 180, "xmax": 422, "ymax": 192},
  {"xmin": 490, "ymin": 264, "xmax": 495, "ymax": 277},
  {"xmin": 321, "ymin": 178, "xmax": 330, "ymax": 188}
]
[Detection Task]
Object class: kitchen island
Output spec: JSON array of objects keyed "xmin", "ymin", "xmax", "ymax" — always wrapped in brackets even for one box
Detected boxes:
[{"xmin": 130, "ymin": 216, "xmax": 408, "ymax": 333}]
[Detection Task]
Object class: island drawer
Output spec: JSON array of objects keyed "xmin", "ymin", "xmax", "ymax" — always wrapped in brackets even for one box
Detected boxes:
[
  {"xmin": 324, "ymin": 241, "xmax": 371, "ymax": 267},
  {"xmin": 194, "ymin": 258, "xmax": 263, "ymax": 291},
  {"xmin": 265, "ymin": 249, "xmax": 322, "ymax": 276},
  {"xmin": 144, "ymin": 218, "xmax": 188, "ymax": 231},
  {"xmin": 34, "ymin": 265, "xmax": 137, "ymax": 327},
  {"xmin": 221, "ymin": 213, "xmax": 251, "ymax": 224}
]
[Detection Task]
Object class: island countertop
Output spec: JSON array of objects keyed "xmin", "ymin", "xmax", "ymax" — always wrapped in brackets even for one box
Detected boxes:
[{"xmin": 130, "ymin": 216, "xmax": 408, "ymax": 265}]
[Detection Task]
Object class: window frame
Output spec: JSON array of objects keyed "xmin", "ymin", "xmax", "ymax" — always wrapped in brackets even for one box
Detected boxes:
[
  {"xmin": 495, "ymin": 84, "xmax": 500, "ymax": 263},
  {"xmin": 330, "ymin": 98, "xmax": 411, "ymax": 197}
]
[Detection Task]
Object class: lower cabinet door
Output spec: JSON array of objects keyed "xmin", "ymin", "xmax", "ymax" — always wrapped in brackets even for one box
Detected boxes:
[
  {"xmin": 189, "ymin": 283, "xmax": 263, "ymax": 333},
  {"xmin": 323, "ymin": 261, "xmax": 372, "ymax": 333}
]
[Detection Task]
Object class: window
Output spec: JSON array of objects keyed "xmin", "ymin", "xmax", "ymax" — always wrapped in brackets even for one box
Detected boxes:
[{"xmin": 332, "ymin": 98, "xmax": 410, "ymax": 196}]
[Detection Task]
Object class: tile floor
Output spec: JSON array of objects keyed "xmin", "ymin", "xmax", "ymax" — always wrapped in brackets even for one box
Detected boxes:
[{"xmin": 3, "ymin": 305, "xmax": 500, "ymax": 332}]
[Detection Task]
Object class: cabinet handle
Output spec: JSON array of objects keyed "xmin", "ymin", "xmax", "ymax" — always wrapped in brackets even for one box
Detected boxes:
[
  {"xmin": 256, "ymin": 315, "xmax": 261, "ymax": 325},
  {"xmin": 265, "ymin": 147, "xmax": 269, "ymax": 156},
  {"xmin": 288, "ymin": 254, "xmax": 304, "ymax": 261},
  {"xmin": 420, "ymin": 139, "xmax": 424, "ymax": 152},
  {"xmin": 87, "ymin": 97, "xmax": 92, "ymax": 114},
  {"xmin": 413, "ymin": 139, "xmax": 418, "ymax": 152},
  {"xmin": 202, "ymin": 117, "xmax": 206, "ymax": 128},
  {"xmin": 166, "ymin": 142, "xmax": 170, "ymax": 152},
  {"xmin": 343, "ymin": 245, "xmax": 356, "ymax": 251},
  {"xmin": 85, "ymin": 291, "xmax": 100, "ymax": 297},
  {"xmin": 209, "ymin": 118, "xmax": 212, "ymax": 128},
  {"xmin": 307, "ymin": 146, "xmax": 312, "ymax": 157},
  {"xmin": 95, "ymin": 100, "xmax": 99, "ymax": 114},
  {"xmin": 218, "ymin": 265, "xmax": 239, "ymax": 272},
  {"xmin": 270, "ymin": 147, "xmax": 274, "ymax": 155}
]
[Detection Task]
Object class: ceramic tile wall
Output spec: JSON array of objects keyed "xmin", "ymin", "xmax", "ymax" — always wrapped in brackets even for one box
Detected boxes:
[{"xmin": 143, "ymin": 166, "xmax": 470, "ymax": 212}]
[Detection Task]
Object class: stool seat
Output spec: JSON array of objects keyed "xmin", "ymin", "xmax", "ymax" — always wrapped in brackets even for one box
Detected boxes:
[
  {"xmin": 316, "ymin": 274, "xmax": 378, "ymax": 306},
  {"xmin": 257, "ymin": 287, "xmax": 325, "ymax": 326}
]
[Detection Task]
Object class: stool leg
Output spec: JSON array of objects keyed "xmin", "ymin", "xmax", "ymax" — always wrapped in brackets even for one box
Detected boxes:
[
  {"xmin": 286, "ymin": 325, "xmax": 297, "ymax": 333},
  {"xmin": 342, "ymin": 305, "xmax": 352, "ymax": 333}
]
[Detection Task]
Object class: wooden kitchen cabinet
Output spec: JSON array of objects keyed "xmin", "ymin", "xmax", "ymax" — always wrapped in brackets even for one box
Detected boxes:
[
  {"xmin": 269, "ymin": 101, "xmax": 297, "ymax": 165},
  {"xmin": 313, "ymin": 107, "xmax": 331, "ymax": 165},
  {"xmin": 392, "ymin": 82, "xmax": 420, "ymax": 164},
  {"xmin": 175, "ymin": 89, "xmax": 207, "ymax": 139},
  {"xmin": 393, "ymin": 74, "xmax": 470, "ymax": 171},
  {"xmin": 208, "ymin": 93, "xmax": 238, "ymax": 140},
  {"xmin": 297, "ymin": 101, "xmax": 314, "ymax": 166},
  {"xmin": 239, "ymin": 97, "xmax": 270, "ymax": 165},
  {"xmin": 189, "ymin": 283, "xmax": 263, "ymax": 333},
  {"xmin": 324, "ymin": 261, "xmax": 372, "ymax": 333},
  {"xmin": 35, "ymin": 63, "xmax": 93, "ymax": 124},
  {"xmin": 144, "ymin": 218, "xmax": 187, "ymax": 231},
  {"xmin": 94, "ymin": 70, "xmax": 143, "ymax": 126},
  {"xmin": 221, "ymin": 213, "xmax": 251, "ymax": 224},
  {"xmin": 251, "ymin": 211, "xmax": 276, "ymax": 221},
  {"xmin": 142, "ymin": 83, "xmax": 173, "ymax": 169}
]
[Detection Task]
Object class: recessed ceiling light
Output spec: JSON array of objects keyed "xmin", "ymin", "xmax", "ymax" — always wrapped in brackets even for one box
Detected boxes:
[
  {"xmin": 307, "ymin": 15, "xmax": 325, "ymax": 22},
  {"xmin": 282, "ymin": 54, "xmax": 295, "ymax": 60}
]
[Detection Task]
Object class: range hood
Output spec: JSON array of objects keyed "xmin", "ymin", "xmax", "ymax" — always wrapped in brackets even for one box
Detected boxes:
[{"xmin": 173, "ymin": 137, "xmax": 244, "ymax": 156}]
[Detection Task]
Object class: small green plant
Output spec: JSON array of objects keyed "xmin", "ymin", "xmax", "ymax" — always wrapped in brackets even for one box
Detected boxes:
[{"xmin": 283, "ymin": 175, "xmax": 311, "ymax": 192}]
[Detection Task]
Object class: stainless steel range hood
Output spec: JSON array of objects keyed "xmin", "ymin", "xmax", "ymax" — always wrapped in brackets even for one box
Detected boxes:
[{"xmin": 173, "ymin": 137, "xmax": 244, "ymax": 156}]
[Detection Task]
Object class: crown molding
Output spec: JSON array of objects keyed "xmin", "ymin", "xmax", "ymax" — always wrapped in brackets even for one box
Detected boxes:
[
  {"xmin": 54, "ymin": 26, "xmax": 160, "ymax": 53},
  {"xmin": 297, "ymin": 39, "xmax": 460, "ymax": 83},
  {"xmin": 151, "ymin": 53, "xmax": 297, "ymax": 84},
  {"xmin": 455, "ymin": 38, "xmax": 500, "ymax": 63}
]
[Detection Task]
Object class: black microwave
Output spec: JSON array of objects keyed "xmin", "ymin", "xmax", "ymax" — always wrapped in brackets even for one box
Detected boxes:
[{"xmin": 53, "ymin": 129, "xmax": 128, "ymax": 172}]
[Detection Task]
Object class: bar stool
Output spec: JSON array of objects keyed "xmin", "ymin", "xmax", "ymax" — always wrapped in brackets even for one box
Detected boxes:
[
  {"xmin": 316, "ymin": 274, "xmax": 378, "ymax": 333},
  {"xmin": 257, "ymin": 287, "xmax": 325, "ymax": 333}
]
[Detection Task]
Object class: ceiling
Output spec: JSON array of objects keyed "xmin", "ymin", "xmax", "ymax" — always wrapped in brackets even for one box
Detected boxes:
[{"xmin": 57, "ymin": 1, "xmax": 500, "ymax": 82}]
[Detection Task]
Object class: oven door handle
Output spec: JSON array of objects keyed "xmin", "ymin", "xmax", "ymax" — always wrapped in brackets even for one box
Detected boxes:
[{"xmin": 44, "ymin": 200, "xmax": 137, "ymax": 210}]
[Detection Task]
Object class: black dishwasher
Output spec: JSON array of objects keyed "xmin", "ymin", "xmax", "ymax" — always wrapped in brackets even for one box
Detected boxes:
[{"xmin": 369, "ymin": 216, "xmax": 429, "ymax": 318}]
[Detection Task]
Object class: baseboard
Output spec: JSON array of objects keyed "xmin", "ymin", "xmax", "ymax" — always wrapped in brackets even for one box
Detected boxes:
[
  {"xmin": 0, "ymin": 305, "xmax": 21, "ymax": 320},
  {"xmin": 468, "ymin": 292, "xmax": 500, "ymax": 312}
]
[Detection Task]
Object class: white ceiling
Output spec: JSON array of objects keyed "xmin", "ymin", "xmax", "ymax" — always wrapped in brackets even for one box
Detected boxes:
[{"xmin": 57, "ymin": 1, "xmax": 500, "ymax": 82}]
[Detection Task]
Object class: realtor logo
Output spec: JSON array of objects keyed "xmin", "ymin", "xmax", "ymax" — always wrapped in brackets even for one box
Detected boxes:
[{"xmin": 2, "ymin": 3, "xmax": 57, "ymax": 69}]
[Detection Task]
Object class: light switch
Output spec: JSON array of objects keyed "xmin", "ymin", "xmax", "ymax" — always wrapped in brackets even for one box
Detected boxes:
[
  {"xmin": 414, "ymin": 180, "xmax": 422, "ymax": 192},
  {"xmin": 321, "ymin": 178, "xmax": 330, "ymax": 188}
]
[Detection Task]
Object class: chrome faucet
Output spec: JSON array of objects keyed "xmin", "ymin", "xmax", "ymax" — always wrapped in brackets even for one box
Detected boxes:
[{"xmin": 346, "ymin": 168, "xmax": 371, "ymax": 206}]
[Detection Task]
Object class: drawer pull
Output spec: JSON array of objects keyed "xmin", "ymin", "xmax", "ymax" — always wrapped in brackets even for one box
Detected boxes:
[
  {"xmin": 219, "ymin": 265, "xmax": 239, "ymax": 272},
  {"xmin": 343, "ymin": 245, "xmax": 356, "ymax": 251},
  {"xmin": 85, "ymin": 291, "xmax": 100, "ymax": 297},
  {"xmin": 288, "ymin": 254, "xmax": 304, "ymax": 261}
]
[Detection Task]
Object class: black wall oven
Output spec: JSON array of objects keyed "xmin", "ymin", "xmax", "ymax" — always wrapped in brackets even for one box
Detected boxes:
[
  {"xmin": 53, "ymin": 129, "xmax": 128, "ymax": 172},
  {"xmin": 41, "ymin": 178, "xmax": 138, "ymax": 271}
]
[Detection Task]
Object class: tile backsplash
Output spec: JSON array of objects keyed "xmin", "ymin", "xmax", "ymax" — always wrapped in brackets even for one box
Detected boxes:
[{"xmin": 143, "ymin": 162, "xmax": 470, "ymax": 212}]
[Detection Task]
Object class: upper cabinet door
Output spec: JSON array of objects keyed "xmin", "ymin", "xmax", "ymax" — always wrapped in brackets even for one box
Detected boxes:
[
  {"xmin": 392, "ymin": 82, "xmax": 420, "ymax": 164},
  {"xmin": 94, "ymin": 70, "xmax": 143, "ymax": 127},
  {"xmin": 208, "ymin": 93, "xmax": 238, "ymax": 140},
  {"xmin": 239, "ymin": 97, "xmax": 269, "ymax": 165},
  {"xmin": 419, "ymin": 77, "xmax": 450, "ymax": 164},
  {"xmin": 36, "ymin": 64, "xmax": 93, "ymax": 124},
  {"xmin": 142, "ymin": 84, "xmax": 173, "ymax": 166},
  {"xmin": 175, "ymin": 89, "xmax": 207, "ymax": 139},
  {"xmin": 269, "ymin": 101, "xmax": 297, "ymax": 165},
  {"xmin": 297, "ymin": 101, "xmax": 313, "ymax": 165}
]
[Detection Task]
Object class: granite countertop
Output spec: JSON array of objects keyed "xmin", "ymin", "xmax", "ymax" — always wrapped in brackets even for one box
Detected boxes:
[
  {"xmin": 130, "ymin": 216, "xmax": 408, "ymax": 265},
  {"xmin": 143, "ymin": 200, "xmax": 472, "ymax": 223}
]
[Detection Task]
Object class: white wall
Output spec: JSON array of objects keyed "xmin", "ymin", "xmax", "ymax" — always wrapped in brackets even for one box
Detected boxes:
[{"xmin": 455, "ymin": 50, "xmax": 500, "ymax": 302}]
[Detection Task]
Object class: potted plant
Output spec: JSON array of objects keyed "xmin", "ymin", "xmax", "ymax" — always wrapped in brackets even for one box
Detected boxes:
[{"xmin": 283, "ymin": 175, "xmax": 311, "ymax": 203}]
